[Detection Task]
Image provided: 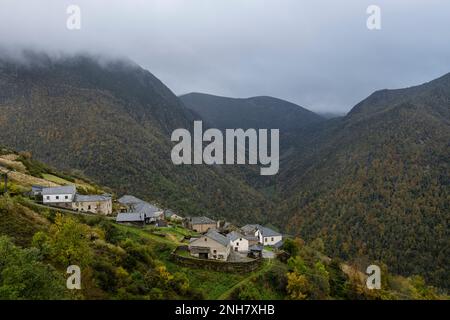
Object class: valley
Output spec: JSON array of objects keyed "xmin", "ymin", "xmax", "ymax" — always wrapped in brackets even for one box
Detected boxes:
[{"xmin": 0, "ymin": 52, "xmax": 448, "ymax": 294}]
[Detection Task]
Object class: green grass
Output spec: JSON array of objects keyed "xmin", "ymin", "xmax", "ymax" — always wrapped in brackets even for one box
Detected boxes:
[
  {"xmin": 0, "ymin": 196, "xmax": 49, "ymax": 246},
  {"xmin": 165, "ymin": 259, "xmax": 248, "ymax": 299},
  {"xmin": 217, "ymin": 259, "xmax": 274, "ymax": 299},
  {"xmin": 151, "ymin": 225, "xmax": 200, "ymax": 241},
  {"xmin": 2, "ymin": 195, "xmax": 285, "ymax": 300},
  {"xmin": 41, "ymin": 173, "xmax": 94, "ymax": 190},
  {"xmin": 111, "ymin": 223, "xmax": 274, "ymax": 300},
  {"xmin": 41, "ymin": 173, "xmax": 72, "ymax": 185}
]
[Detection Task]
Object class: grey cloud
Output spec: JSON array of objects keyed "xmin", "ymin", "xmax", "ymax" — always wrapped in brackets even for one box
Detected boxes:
[{"xmin": 0, "ymin": 0, "xmax": 449, "ymax": 113}]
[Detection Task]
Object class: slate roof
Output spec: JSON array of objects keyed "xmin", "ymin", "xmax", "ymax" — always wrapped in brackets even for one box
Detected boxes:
[
  {"xmin": 133, "ymin": 202, "xmax": 162, "ymax": 218},
  {"xmin": 190, "ymin": 216, "xmax": 216, "ymax": 225},
  {"xmin": 244, "ymin": 235, "xmax": 259, "ymax": 242},
  {"xmin": 117, "ymin": 195, "xmax": 145, "ymax": 205},
  {"xmin": 259, "ymin": 226, "xmax": 282, "ymax": 237},
  {"xmin": 74, "ymin": 194, "xmax": 111, "ymax": 202},
  {"xmin": 42, "ymin": 185, "xmax": 76, "ymax": 196},
  {"xmin": 205, "ymin": 230, "xmax": 230, "ymax": 247},
  {"xmin": 249, "ymin": 244, "xmax": 264, "ymax": 252},
  {"xmin": 226, "ymin": 231, "xmax": 246, "ymax": 242},
  {"xmin": 241, "ymin": 224, "xmax": 282, "ymax": 237},
  {"xmin": 164, "ymin": 209, "xmax": 175, "ymax": 218},
  {"xmin": 241, "ymin": 224, "xmax": 259, "ymax": 234},
  {"xmin": 118, "ymin": 195, "xmax": 162, "ymax": 217},
  {"xmin": 116, "ymin": 213, "xmax": 144, "ymax": 222},
  {"xmin": 273, "ymin": 239, "xmax": 284, "ymax": 249}
]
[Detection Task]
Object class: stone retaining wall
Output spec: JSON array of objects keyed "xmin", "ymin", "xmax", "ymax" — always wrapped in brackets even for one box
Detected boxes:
[{"xmin": 170, "ymin": 246, "xmax": 262, "ymax": 273}]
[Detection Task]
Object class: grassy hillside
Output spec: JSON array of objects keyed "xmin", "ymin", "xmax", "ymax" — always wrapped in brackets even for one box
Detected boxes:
[{"xmin": 1, "ymin": 151, "xmax": 445, "ymax": 299}]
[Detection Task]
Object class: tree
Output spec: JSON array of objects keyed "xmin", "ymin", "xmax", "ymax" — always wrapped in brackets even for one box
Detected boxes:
[
  {"xmin": 0, "ymin": 236, "xmax": 68, "ymax": 299},
  {"xmin": 286, "ymin": 272, "xmax": 310, "ymax": 300},
  {"xmin": 32, "ymin": 214, "xmax": 93, "ymax": 268}
]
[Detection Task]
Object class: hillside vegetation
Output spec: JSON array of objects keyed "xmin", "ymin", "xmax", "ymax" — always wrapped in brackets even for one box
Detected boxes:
[
  {"xmin": 277, "ymin": 74, "xmax": 450, "ymax": 290},
  {"xmin": 0, "ymin": 52, "xmax": 448, "ymax": 294},
  {"xmin": 0, "ymin": 52, "xmax": 272, "ymax": 224},
  {"xmin": 0, "ymin": 151, "xmax": 446, "ymax": 299}
]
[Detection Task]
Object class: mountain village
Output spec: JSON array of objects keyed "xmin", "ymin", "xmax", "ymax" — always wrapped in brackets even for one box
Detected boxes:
[{"xmin": 30, "ymin": 184, "xmax": 284, "ymax": 264}]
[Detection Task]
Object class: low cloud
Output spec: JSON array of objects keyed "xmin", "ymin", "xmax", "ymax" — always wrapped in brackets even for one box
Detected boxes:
[{"xmin": 1, "ymin": 0, "xmax": 449, "ymax": 113}]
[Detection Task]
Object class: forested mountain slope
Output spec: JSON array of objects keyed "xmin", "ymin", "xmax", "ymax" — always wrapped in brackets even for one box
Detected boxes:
[
  {"xmin": 0, "ymin": 52, "xmax": 272, "ymax": 223},
  {"xmin": 180, "ymin": 92, "xmax": 324, "ymax": 132},
  {"xmin": 277, "ymin": 73, "xmax": 450, "ymax": 289}
]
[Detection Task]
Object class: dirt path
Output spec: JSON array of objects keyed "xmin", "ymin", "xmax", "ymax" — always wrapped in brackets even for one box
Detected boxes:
[{"xmin": 217, "ymin": 259, "xmax": 274, "ymax": 300}]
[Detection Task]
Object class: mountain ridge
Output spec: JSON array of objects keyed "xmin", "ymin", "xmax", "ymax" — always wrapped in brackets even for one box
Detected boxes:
[
  {"xmin": 180, "ymin": 92, "xmax": 324, "ymax": 132},
  {"xmin": 0, "ymin": 52, "xmax": 273, "ymax": 224},
  {"xmin": 276, "ymin": 72, "xmax": 450, "ymax": 289}
]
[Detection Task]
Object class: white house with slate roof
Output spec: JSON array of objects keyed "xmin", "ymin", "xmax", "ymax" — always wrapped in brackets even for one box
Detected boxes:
[
  {"xmin": 241, "ymin": 224, "xmax": 283, "ymax": 246},
  {"xmin": 226, "ymin": 231, "xmax": 249, "ymax": 253},
  {"xmin": 42, "ymin": 185, "xmax": 76, "ymax": 206},
  {"xmin": 189, "ymin": 230, "xmax": 231, "ymax": 261}
]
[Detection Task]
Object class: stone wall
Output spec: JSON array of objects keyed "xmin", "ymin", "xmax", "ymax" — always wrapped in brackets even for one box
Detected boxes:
[{"xmin": 170, "ymin": 246, "xmax": 262, "ymax": 273}]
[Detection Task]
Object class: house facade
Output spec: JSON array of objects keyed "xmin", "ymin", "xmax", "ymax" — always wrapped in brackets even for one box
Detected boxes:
[
  {"xmin": 226, "ymin": 231, "xmax": 249, "ymax": 253},
  {"xmin": 42, "ymin": 185, "xmax": 76, "ymax": 207},
  {"xmin": 185, "ymin": 216, "xmax": 217, "ymax": 233},
  {"xmin": 72, "ymin": 194, "xmax": 112, "ymax": 215},
  {"xmin": 241, "ymin": 224, "xmax": 283, "ymax": 246},
  {"xmin": 189, "ymin": 230, "xmax": 231, "ymax": 261}
]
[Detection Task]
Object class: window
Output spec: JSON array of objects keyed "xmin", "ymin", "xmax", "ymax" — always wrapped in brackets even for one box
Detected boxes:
[
  {"xmin": 265, "ymin": 238, "xmax": 267, "ymax": 242},
  {"xmin": 213, "ymin": 249, "xmax": 217, "ymax": 253},
  {"xmin": 271, "ymin": 237, "xmax": 274, "ymax": 241},
  {"xmin": 56, "ymin": 196, "xmax": 59, "ymax": 200},
  {"xmin": 46, "ymin": 196, "xmax": 50, "ymax": 200},
  {"xmin": 204, "ymin": 238, "xmax": 207, "ymax": 242},
  {"xmin": 88, "ymin": 205, "xmax": 91, "ymax": 210},
  {"xmin": 236, "ymin": 242, "xmax": 239, "ymax": 246},
  {"xmin": 65, "ymin": 195, "xmax": 68, "ymax": 199}
]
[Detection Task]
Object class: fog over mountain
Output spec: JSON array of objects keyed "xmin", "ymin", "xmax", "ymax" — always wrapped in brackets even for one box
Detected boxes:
[{"xmin": 1, "ymin": 0, "xmax": 450, "ymax": 113}]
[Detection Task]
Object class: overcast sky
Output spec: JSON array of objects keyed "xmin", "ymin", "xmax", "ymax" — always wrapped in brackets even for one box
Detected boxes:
[{"xmin": 1, "ymin": 0, "xmax": 449, "ymax": 113}]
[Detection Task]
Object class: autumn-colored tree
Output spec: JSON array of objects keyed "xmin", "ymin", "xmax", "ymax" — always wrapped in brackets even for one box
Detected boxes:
[
  {"xmin": 32, "ymin": 213, "xmax": 93, "ymax": 268},
  {"xmin": 286, "ymin": 272, "xmax": 310, "ymax": 300}
]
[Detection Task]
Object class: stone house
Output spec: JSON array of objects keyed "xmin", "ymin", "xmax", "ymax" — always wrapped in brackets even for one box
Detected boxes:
[
  {"xmin": 184, "ymin": 216, "xmax": 217, "ymax": 233},
  {"xmin": 72, "ymin": 194, "xmax": 112, "ymax": 215},
  {"xmin": 189, "ymin": 230, "xmax": 231, "ymax": 261}
]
